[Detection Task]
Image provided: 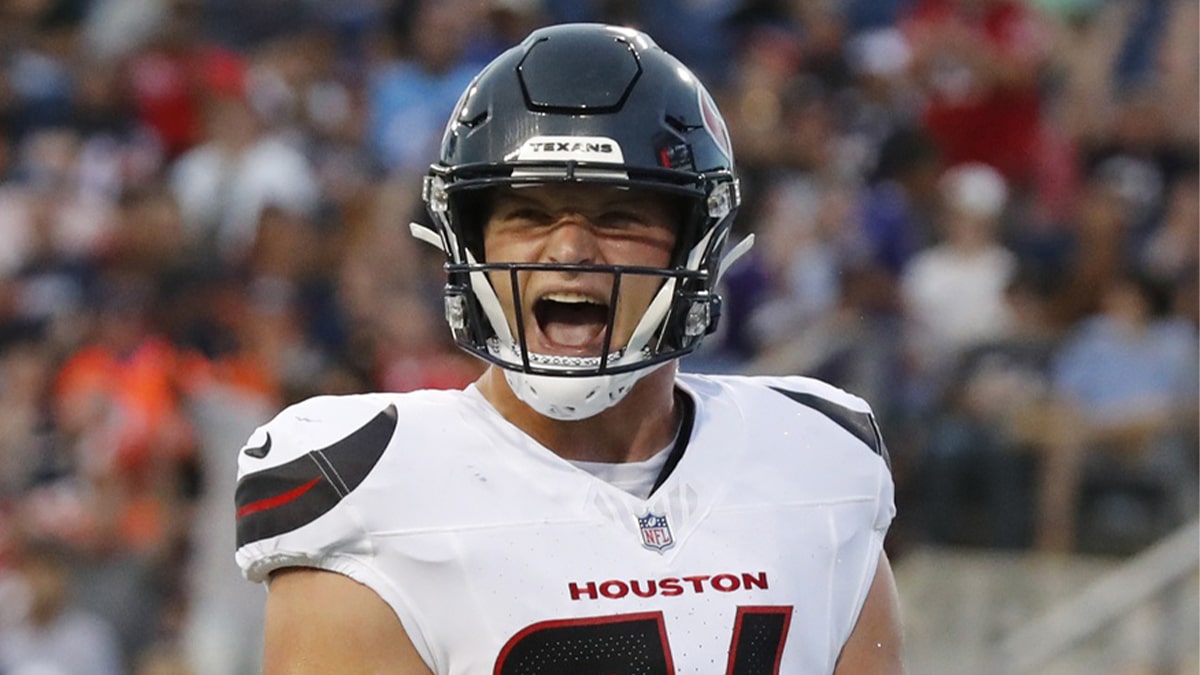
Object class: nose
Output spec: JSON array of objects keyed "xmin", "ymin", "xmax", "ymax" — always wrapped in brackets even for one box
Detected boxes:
[{"xmin": 543, "ymin": 215, "xmax": 600, "ymax": 266}]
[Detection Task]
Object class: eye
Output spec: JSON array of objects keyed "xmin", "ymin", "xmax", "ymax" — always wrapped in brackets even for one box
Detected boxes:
[
  {"xmin": 595, "ymin": 210, "xmax": 648, "ymax": 229},
  {"xmin": 499, "ymin": 207, "xmax": 552, "ymax": 225}
]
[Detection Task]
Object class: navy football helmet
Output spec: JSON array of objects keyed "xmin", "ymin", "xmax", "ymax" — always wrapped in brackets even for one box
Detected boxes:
[{"xmin": 413, "ymin": 23, "xmax": 749, "ymax": 419}]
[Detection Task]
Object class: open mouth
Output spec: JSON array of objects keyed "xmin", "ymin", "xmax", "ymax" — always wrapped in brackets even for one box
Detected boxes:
[{"xmin": 533, "ymin": 292, "xmax": 611, "ymax": 353}]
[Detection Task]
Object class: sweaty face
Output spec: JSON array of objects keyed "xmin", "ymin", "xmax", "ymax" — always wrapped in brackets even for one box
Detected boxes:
[{"xmin": 483, "ymin": 184, "xmax": 680, "ymax": 360}]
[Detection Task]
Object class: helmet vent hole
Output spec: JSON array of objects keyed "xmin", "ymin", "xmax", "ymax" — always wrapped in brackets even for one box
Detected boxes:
[
  {"xmin": 664, "ymin": 114, "xmax": 695, "ymax": 133},
  {"xmin": 459, "ymin": 110, "xmax": 488, "ymax": 129}
]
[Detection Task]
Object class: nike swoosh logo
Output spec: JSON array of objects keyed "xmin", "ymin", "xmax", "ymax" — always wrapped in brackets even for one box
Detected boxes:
[{"xmin": 243, "ymin": 432, "xmax": 272, "ymax": 459}]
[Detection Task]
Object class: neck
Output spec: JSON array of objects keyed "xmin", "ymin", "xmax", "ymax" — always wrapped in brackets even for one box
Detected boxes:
[{"xmin": 476, "ymin": 363, "xmax": 681, "ymax": 464}]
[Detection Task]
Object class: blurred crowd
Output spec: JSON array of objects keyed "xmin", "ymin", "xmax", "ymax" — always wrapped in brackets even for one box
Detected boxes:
[{"xmin": 0, "ymin": 0, "xmax": 1194, "ymax": 673}]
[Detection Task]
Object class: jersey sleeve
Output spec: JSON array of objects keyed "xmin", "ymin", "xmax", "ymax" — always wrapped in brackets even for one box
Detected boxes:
[
  {"xmin": 738, "ymin": 373, "xmax": 897, "ymax": 662},
  {"xmin": 234, "ymin": 394, "xmax": 398, "ymax": 584},
  {"xmin": 769, "ymin": 376, "xmax": 896, "ymax": 660}
]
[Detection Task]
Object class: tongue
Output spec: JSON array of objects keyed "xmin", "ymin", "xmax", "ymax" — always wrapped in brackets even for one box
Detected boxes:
[{"xmin": 539, "ymin": 303, "xmax": 607, "ymax": 348}]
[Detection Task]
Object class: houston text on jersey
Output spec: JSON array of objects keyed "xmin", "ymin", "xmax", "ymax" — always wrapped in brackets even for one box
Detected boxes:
[{"xmin": 568, "ymin": 571, "xmax": 769, "ymax": 601}]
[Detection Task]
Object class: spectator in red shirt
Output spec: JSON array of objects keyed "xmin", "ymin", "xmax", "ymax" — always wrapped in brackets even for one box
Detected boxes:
[{"xmin": 903, "ymin": 0, "xmax": 1051, "ymax": 190}]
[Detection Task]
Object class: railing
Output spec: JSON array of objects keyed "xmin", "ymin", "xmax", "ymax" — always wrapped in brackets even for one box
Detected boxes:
[{"xmin": 994, "ymin": 519, "xmax": 1200, "ymax": 674}]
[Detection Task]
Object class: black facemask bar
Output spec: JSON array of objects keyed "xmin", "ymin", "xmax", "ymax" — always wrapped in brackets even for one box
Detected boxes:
[{"xmin": 426, "ymin": 164, "xmax": 737, "ymax": 258}]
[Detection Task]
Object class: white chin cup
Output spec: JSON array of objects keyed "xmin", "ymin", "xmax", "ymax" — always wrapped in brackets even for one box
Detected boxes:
[{"xmin": 504, "ymin": 363, "xmax": 665, "ymax": 421}]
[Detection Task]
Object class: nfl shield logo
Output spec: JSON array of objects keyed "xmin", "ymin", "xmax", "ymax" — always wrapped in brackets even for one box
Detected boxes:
[{"xmin": 637, "ymin": 512, "xmax": 674, "ymax": 551}]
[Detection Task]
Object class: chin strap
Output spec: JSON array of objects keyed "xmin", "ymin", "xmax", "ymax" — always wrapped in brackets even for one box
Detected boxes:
[
  {"xmin": 410, "ymin": 222, "xmax": 444, "ymax": 251},
  {"xmin": 411, "ymin": 221, "xmax": 516, "ymax": 347},
  {"xmin": 717, "ymin": 233, "xmax": 755, "ymax": 282}
]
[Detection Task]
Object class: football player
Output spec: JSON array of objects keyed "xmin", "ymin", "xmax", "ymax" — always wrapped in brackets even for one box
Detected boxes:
[{"xmin": 236, "ymin": 23, "xmax": 905, "ymax": 674}]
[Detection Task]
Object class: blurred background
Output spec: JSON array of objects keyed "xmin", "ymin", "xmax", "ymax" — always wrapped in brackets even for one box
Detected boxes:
[{"xmin": 0, "ymin": 0, "xmax": 1194, "ymax": 673}]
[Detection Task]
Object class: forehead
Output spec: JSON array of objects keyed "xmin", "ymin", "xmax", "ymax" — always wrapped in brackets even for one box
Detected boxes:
[{"xmin": 491, "ymin": 184, "xmax": 677, "ymax": 210}]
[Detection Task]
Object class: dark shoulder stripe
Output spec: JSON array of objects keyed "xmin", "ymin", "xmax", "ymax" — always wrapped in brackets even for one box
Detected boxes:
[
  {"xmin": 236, "ymin": 404, "xmax": 398, "ymax": 548},
  {"xmin": 235, "ymin": 455, "xmax": 341, "ymax": 548},
  {"xmin": 316, "ymin": 403, "xmax": 398, "ymax": 493},
  {"xmin": 769, "ymin": 387, "xmax": 890, "ymax": 469}
]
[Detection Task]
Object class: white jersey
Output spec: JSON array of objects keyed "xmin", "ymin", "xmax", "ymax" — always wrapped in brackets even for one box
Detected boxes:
[{"xmin": 235, "ymin": 373, "xmax": 894, "ymax": 674}]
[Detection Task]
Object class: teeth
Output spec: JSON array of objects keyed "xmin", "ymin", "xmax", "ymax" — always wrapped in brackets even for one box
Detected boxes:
[
  {"xmin": 541, "ymin": 292, "xmax": 601, "ymax": 304},
  {"xmin": 487, "ymin": 338, "xmax": 632, "ymax": 367}
]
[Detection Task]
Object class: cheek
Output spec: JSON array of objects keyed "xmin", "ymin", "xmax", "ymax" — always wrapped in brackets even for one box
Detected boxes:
[
  {"xmin": 481, "ymin": 229, "xmax": 524, "ymax": 264},
  {"xmin": 481, "ymin": 233, "xmax": 524, "ymax": 310},
  {"xmin": 601, "ymin": 233, "xmax": 675, "ymax": 267},
  {"xmin": 614, "ymin": 274, "xmax": 668, "ymax": 326},
  {"xmin": 485, "ymin": 269, "xmax": 518, "ymax": 311}
]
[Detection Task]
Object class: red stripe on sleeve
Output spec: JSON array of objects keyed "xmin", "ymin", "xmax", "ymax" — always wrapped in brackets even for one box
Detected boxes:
[{"xmin": 236, "ymin": 476, "xmax": 322, "ymax": 519}]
